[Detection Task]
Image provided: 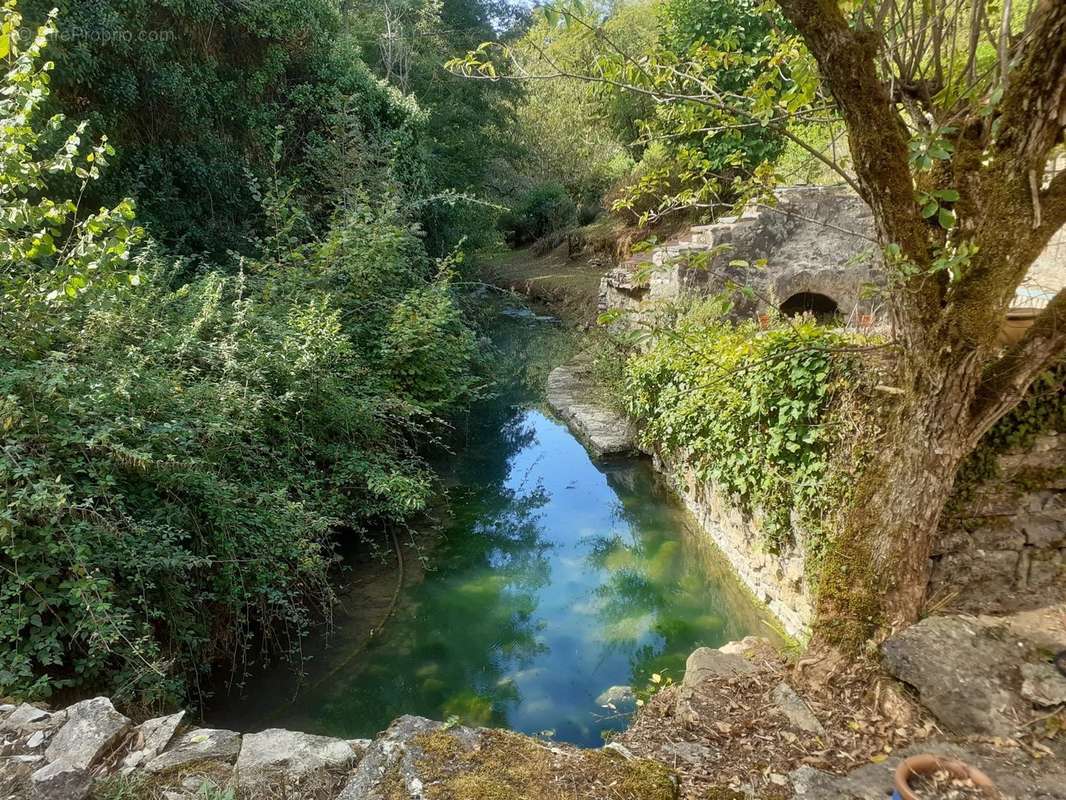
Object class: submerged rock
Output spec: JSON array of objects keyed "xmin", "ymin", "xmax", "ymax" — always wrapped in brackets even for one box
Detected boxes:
[{"xmin": 596, "ymin": 685, "xmax": 636, "ymax": 709}]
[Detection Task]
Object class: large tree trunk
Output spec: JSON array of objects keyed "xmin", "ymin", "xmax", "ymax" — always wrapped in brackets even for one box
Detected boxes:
[
  {"xmin": 812, "ymin": 354, "xmax": 985, "ymax": 646},
  {"xmin": 773, "ymin": 0, "xmax": 1066, "ymax": 648}
]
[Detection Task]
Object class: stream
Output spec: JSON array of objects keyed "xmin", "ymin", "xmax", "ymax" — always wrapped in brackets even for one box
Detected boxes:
[{"xmin": 209, "ymin": 305, "xmax": 773, "ymax": 747}]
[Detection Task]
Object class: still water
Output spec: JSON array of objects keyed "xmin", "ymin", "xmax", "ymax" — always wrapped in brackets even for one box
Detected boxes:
[{"xmin": 211, "ymin": 309, "xmax": 771, "ymax": 746}]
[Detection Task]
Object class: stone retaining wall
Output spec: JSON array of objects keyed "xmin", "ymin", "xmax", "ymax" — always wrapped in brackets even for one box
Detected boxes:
[
  {"xmin": 651, "ymin": 450, "xmax": 814, "ymax": 640},
  {"xmin": 0, "ymin": 697, "xmax": 671, "ymax": 800},
  {"xmin": 930, "ymin": 432, "xmax": 1066, "ymax": 614}
]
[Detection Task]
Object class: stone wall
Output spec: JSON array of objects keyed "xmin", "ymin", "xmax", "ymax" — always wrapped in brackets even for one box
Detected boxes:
[
  {"xmin": 652, "ymin": 451, "xmax": 814, "ymax": 640},
  {"xmin": 648, "ymin": 433, "xmax": 1065, "ymax": 640},
  {"xmin": 930, "ymin": 432, "xmax": 1066, "ymax": 614},
  {"xmin": 600, "ymin": 186, "xmax": 884, "ymax": 326},
  {"xmin": 600, "ymin": 183, "xmax": 1065, "ymax": 325},
  {"xmin": 0, "ymin": 697, "xmax": 671, "ymax": 800}
]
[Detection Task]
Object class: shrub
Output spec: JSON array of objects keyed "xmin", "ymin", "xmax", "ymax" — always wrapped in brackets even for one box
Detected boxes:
[
  {"xmin": 500, "ymin": 183, "xmax": 578, "ymax": 246},
  {"xmin": 0, "ymin": 6, "xmax": 480, "ymax": 705}
]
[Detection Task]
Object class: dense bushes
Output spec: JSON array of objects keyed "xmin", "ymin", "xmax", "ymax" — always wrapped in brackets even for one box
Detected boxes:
[
  {"xmin": 18, "ymin": 0, "xmax": 429, "ymax": 254},
  {"xmin": 500, "ymin": 183, "xmax": 578, "ymax": 245},
  {"xmin": 623, "ymin": 303, "xmax": 852, "ymax": 549},
  {"xmin": 0, "ymin": 4, "xmax": 479, "ymax": 704}
]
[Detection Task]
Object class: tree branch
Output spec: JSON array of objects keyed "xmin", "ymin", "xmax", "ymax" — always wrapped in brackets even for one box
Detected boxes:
[
  {"xmin": 994, "ymin": 0, "xmax": 1066, "ymax": 168},
  {"xmin": 968, "ymin": 286, "xmax": 1066, "ymax": 443},
  {"xmin": 775, "ymin": 0, "xmax": 940, "ymax": 335}
]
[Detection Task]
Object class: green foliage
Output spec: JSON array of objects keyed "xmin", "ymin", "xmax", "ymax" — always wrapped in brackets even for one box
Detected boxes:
[
  {"xmin": 0, "ymin": 6, "xmax": 480, "ymax": 704},
  {"xmin": 18, "ymin": 0, "xmax": 429, "ymax": 254},
  {"xmin": 623, "ymin": 303, "xmax": 852, "ymax": 548},
  {"xmin": 655, "ymin": 0, "xmax": 785, "ymax": 167},
  {"xmin": 500, "ymin": 183, "xmax": 578, "ymax": 245},
  {"xmin": 0, "ymin": 5, "xmax": 143, "ymax": 353},
  {"xmin": 505, "ymin": 3, "xmax": 654, "ymax": 206}
]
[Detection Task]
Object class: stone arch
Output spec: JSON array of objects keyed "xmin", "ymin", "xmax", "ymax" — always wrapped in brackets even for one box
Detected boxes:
[{"xmin": 779, "ymin": 292, "xmax": 840, "ymax": 320}]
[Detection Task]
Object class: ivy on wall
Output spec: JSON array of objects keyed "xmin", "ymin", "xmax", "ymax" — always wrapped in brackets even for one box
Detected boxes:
[{"xmin": 622, "ymin": 303, "xmax": 855, "ymax": 550}]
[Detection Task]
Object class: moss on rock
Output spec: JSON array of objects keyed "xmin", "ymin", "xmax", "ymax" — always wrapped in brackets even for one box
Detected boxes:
[{"xmin": 408, "ymin": 729, "xmax": 677, "ymax": 800}]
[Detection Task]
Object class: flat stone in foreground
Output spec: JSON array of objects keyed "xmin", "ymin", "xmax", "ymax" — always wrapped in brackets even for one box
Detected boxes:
[
  {"xmin": 236, "ymin": 728, "xmax": 357, "ymax": 790},
  {"xmin": 44, "ymin": 698, "xmax": 130, "ymax": 771}
]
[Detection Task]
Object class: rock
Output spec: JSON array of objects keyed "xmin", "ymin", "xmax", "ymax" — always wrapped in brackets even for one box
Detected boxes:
[
  {"xmin": 25, "ymin": 730, "xmax": 46, "ymax": 749},
  {"xmin": 882, "ymin": 616, "xmax": 1023, "ymax": 736},
  {"xmin": 718, "ymin": 636, "xmax": 769, "ymax": 657},
  {"xmin": 45, "ymin": 698, "xmax": 131, "ymax": 771},
  {"xmin": 347, "ymin": 738, "xmax": 373, "ymax": 758},
  {"xmin": 145, "ymin": 728, "xmax": 241, "ymax": 774},
  {"xmin": 771, "ymin": 682, "xmax": 825, "ymax": 735},
  {"xmin": 337, "ymin": 716, "xmax": 468, "ymax": 800},
  {"xmin": 546, "ymin": 362, "xmax": 639, "ymax": 458},
  {"xmin": 676, "ymin": 648, "xmax": 758, "ymax": 725},
  {"xmin": 236, "ymin": 728, "xmax": 356, "ymax": 790},
  {"xmin": 181, "ymin": 776, "xmax": 218, "ymax": 793},
  {"xmin": 602, "ymin": 742, "xmax": 635, "ymax": 760},
  {"xmin": 1023, "ymin": 513, "xmax": 1066, "ymax": 548},
  {"xmin": 790, "ymin": 763, "xmax": 893, "ymax": 799},
  {"xmin": 337, "ymin": 716, "xmax": 675, "ymax": 800},
  {"xmin": 1021, "ymin": 662, "xmax": 1066, "ymax": 707},
  {"xmin": 681, "ymin": 647, "xmax": 756, "ymax": 691},
  {"xmin": 595, "ymin": 685, "xmax": 635, "ymax": 709},
  {"xmin": 1, "ymin": 704, "xmax": 61, "ymax": 733},
  {"xmin": 30, "ymin": 760, "xmax": 91, "ymax": 800},
  {"xmin": 121, "ymin": 710, "xmax": 185, "ymax": 770},
  {"xmin": 656, "ymin": 741, "xmax": 713, "ymax": 764}
]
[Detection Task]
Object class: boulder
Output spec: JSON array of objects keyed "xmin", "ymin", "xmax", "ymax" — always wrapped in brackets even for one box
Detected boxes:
[
  {"xmin": 882, "ymin": 616, "xmax": 1023, "ymax": 736},
  {"xmin": 236, "ymin": 728, "xmax": 357, "ymax": 791},
  {"xmin": 681, "ymin": 647, "xmax": 756, "ymax": 691},
  {"xmin": 771, "ymin": 682, "xmax": 825, "ymax": 736},
  {"xmin": 336, "ymin": 716, "xmax": 465, "ymax": 800},
  {"xmin": 676, "ymin": 647, "xmax": 758, "ymax": 725},
  {"xmin": 336, "ymin": 716, "xmax": 675, "ymax": 800},
  {"xmin": 44, "ymin": 698, "xmax": 131, "ymax": 771},
  {"xmin": 1021, "ymin": 662, "xmax": 1066, "ymax": 707},
  {"xmin": 718, "ymin": 636, "xmax": 770, "ymax": 658},
  {"xmin": 30, "ymin": 760, "xmax": 91, "ymax": 800},
  {"xmin": 121, "ymin": 711, "xmax": 185, "ymax": 771},
  {"xmin": 145, "ymin": 728, "xmax": 241, "ymax": 774},
  {"xmin": 1, "ymin": 704, "xmax": 63, "ymax": 733}
]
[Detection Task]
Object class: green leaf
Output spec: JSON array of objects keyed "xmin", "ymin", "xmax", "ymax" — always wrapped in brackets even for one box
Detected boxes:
[{"xmin": 937, "ymin": 207, "xmax": 956, "ymax": 229}]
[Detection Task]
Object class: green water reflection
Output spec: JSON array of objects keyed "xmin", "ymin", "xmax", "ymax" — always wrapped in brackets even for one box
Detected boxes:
[{"xmin": 212, "ymin": 311, "xmax": 770, "ymax": 746}]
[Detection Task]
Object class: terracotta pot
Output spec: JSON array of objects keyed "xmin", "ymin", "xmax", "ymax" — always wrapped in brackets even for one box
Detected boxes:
[{"xmin": 893, "ymin": 754, "xmax": 995, "ymax": 800}]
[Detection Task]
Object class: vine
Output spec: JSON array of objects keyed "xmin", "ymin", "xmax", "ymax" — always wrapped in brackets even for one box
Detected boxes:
[{"xmin": 621, "ymin": 301, "xmax": 859, "ymax": 551}]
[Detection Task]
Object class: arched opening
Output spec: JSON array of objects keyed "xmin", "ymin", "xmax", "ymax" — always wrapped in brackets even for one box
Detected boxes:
[{"xmin": 779, "ymin": 292, "xmax": 840, "ymax": 323}]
